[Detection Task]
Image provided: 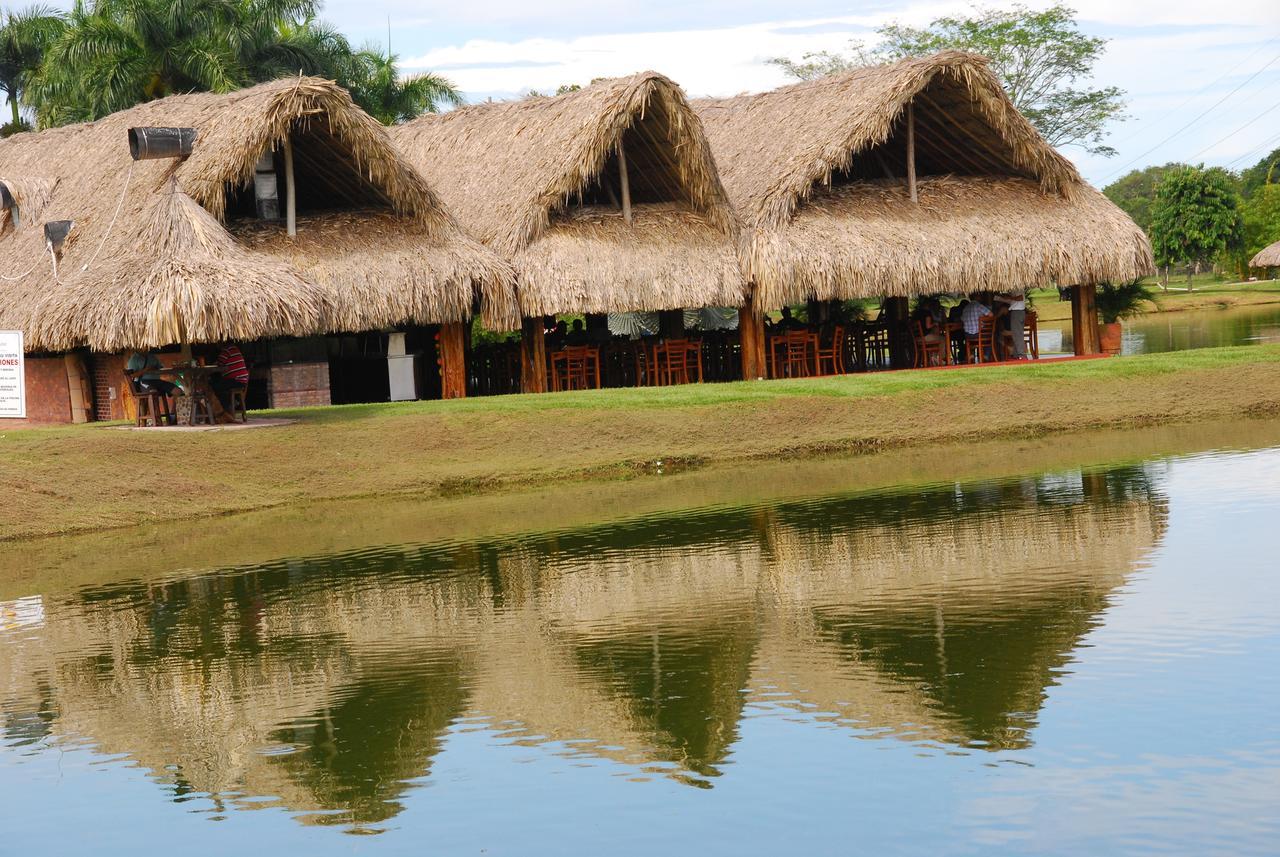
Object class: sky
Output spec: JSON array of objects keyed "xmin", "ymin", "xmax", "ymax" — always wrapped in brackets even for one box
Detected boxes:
[{"xmin": 311, "ymin": 0, "xmax": 1280, "ymax": 187}]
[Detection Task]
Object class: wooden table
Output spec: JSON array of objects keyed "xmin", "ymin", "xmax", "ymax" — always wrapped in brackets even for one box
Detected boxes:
[{"xmin": 155, "ymin": 363, "xmax": 221, "ymax": 425}]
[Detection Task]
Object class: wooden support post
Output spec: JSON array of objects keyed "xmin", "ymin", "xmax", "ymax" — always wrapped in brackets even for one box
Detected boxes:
[
  {"xmin": 1071, "ymin": 284, "xmax": 1101, "ymax": 356},
  {"xmin": 283, "ymin": 136, "xmax": 296, "ymax": 238},
  {"xmin": 618, "ymin": 138, "xmax": 632, "ymax": 226},
  {"xmin": 906, "ymin": 103, "xmax": 918, "ymax": 203},
  {"xmin": 520, "ymin": 316, "xmax": 547, "ymax": 394},
  {"xmin": 885, "ymin": 297, "xmax": 911, "ymax": 368},
  {"xmin": 438, "ymin": 322, "xmax": 468, "ymax": 399},
  {"xmin": 658, "ymin": 309, "xmax": 684, "ymax": 339},
  {"xmin": 739, "ymin": 300, "xmax": 767, "ymax": 381}
]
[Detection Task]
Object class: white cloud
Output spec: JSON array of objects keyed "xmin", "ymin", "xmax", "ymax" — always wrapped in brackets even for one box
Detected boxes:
[{"xmin": 387, "ymin": 1, "xmax": 1280, "ymax": 184}]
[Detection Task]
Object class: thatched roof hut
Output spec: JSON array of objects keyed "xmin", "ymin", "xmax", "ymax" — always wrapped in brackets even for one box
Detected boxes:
[
  {"xmin": 0, "ymin": 77, "xmax": 518, "ymax": 353},
  {"xmin": 391, "ymin": 72, "xmax": 746, "ymax": 317},
  {"xmin": 1251, "ymin": 239, "xmax": 1280, "ymax": 268},
  {"xmin": 694, "ymin": 51, "xmax": 1154, "ymax": 309}
]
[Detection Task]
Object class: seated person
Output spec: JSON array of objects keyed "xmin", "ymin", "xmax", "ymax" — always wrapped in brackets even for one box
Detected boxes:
[
  {"xmin": 961, "ymin": 294, "xmax": 993, "ymax": 340},
  {"xmin": 772, "ymin": 306, "xmax": 805, "ymax": 331},
  {"xmin": 564, "ymin": 319, "xmax": 589, "ymax": 346},
  {"xmin": 125, "ymin": 350, "xmax": 176, "ymax": 397},
  {"xmin": 210, "ymin": 343, "xmax": 250, "ymax": 412}
]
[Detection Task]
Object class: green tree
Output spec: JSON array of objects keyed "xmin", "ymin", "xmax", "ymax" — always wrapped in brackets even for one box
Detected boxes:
[
  {"xmin": 768, "ymin": 3, "xmax": 1125, "ymax": 155},
  {"xmin": 24, "ymin": 0, "xmax": 340, "ymax": 125},
  {"xmin": 1149, "ymin": 165, "xmax": 1243, "ymax": 286},
  {"xmin": 0, "ymin": 4, "xmax": 64, "ymax": 133},
  {"xmin": 1239, "ymin": 146, "xmax": 1280, "ymax": 201},
  {"xmin": 1241, "ymin": 183, "xmax": 1280, "ymax": 265},
  {"xmin": 338, "ymin": 48, "xmax": 461, "ymax": 124},
  {"xmin": 1103, "ymin": 163, "xmax": 1188, "ymax": 233}
]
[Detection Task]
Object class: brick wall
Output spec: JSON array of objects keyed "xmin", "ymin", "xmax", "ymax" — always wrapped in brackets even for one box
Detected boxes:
[
  {"xmin": 269, "ymin": 361, "xmax": 330, "ymax": 409},
  {"xmin": 88, "ymin": 353, "xmax": 130, "ymax": 421},
  {"xmin": 2, "ymin": 356, "xmax": 70, "ymax": 426}
]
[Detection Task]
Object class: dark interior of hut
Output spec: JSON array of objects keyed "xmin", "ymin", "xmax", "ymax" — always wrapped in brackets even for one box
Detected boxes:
[
  {"xmin": 223, "ymin": 121, "xmax": 393, "ymax": 222},
  {"xmin": 818, "ymin": 76, "xmax": 1038, "ymax": 191},
  {"xmin": 562, "ymin": 96, "xmax": 693, "ymax": 214}
]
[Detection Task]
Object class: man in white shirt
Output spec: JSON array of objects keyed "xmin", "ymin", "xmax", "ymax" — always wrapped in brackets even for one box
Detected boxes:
[{"xmin": 996, "ymin": 291, "xmax": 1028, "ymax": 359}]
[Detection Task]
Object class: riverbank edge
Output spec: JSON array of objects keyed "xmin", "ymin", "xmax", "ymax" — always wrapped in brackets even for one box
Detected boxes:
[{"xmin": 4, "ymin": 345, "xmax": 1280, "ymax": 543}]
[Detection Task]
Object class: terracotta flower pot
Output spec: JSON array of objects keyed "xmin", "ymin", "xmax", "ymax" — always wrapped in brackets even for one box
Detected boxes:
[{"xmin": 1098, "ymin": 321, "xmax": 1123, "ymax": 355}]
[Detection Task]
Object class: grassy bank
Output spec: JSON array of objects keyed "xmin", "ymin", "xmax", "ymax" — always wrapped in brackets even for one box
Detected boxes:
[{"xmin": 4, "ymin": 345, "xmax": 1280, "ymax": 543}]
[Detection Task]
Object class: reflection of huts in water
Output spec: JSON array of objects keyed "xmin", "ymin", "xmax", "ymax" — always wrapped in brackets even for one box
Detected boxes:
[
  {"xmin": 0, "ymin": 77, "xmax": 517, "ymax": 423},
  {"xmin": 0, "ymin": 468, "xmax": 1165, "ymax": 822}
]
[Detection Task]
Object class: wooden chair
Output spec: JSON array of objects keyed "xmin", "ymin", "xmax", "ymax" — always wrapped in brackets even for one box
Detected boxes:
[
  {"xmin": 227, "ymin": 386, "xmax": 248, "ymax": 423},
  {"xmin": 815, "ymin": 325, "xmax": 846, "ymax": 376},
  {"xmin": 911, "ymin": 321, "xmax": 945, "ymax": 368},
  {"xmin": 966, "ymin": 315, "xmax": 1000, "ymax": 364},
  {"xmin": 125, "ymin": 372, "xmax": 170, "ymax": 427},
  {"xmin": 860, "ymin": 323, "xmax": 890, "ymax": 370},
  {"xmin": 780, "ymin": 331, "xmax": 811, "ymax": 378},
  {"xmin": 684, "ymin": 338, "xmax": 705, "ymax": 383},
  {"xmin": 1024, "ymin": 311, "xmax": 1039, "ymax": 359},
  {"xmin": 658, "ymin": 339, "xmax": 693, "ymax": 385}
]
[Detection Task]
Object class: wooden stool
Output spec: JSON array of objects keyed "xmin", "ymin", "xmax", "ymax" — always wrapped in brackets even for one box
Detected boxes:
[
  {"xmin": 227, "ymin": 386, "xmax": 248, "ymax": 422},
  {"xmin": 189, "ymin": 391, "xmax": 216, "ymax": 426},
  {"xmin": 134, "ymin": 391, "xmax": 165, "ymax": 427}
]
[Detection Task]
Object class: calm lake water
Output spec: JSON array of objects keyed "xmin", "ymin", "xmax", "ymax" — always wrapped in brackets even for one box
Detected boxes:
[
  {"xmin": 3, "ymin": 434, "xmax": 1280, "ymax": 854},
  {"xmin": 1042, "ymin": 301, "xmax": 1280, "ymax": 355}
]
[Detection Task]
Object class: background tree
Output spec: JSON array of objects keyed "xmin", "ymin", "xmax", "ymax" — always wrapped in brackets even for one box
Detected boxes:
[
  {"xmin": 769, "ymin": 3, "xmax": 1125, "ymax": 155},
  {"xmin": 339, "ymin": 48, "xmax": 461, "ymax": 124},
  {"xmin": 25, "ymin": 0, "xmax": 342, "ymax": 125},
  {"xmin": 1103, "ymin": 163, "xmax": 1187, "ymax": 234},
  {"xmin": 1238, "ymin": 147, "xmax": 1280, "ymax": 201},
  {"xmin": 0, "ymin": 4, "xmax": 63, "ymax": 134},
  {"xmin": 1149, "ymin": 165, "xmax": 1243, "ymax": 286},
  {"xmin": 1241, "ymin": 183, "xmax": 1280, "ymax": 268}
]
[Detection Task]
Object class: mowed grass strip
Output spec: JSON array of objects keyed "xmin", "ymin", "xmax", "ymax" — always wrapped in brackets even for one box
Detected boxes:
[{"xmin": 3, "ymin": 344, "xmax": 1280, "ymax": 542}]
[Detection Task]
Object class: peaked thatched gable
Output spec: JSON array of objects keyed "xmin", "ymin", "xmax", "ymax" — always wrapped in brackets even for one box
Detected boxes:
[
  {"xmin": 392, "ymin": 72, "xmax": 746, "ymax": 316},
  {"xmin": 695, "ymin": 51, "xmax": 1153, "ymax": 307},
  {"xmin": 0, "ymin": 77, "xmax": 518, "ymax": 353}
]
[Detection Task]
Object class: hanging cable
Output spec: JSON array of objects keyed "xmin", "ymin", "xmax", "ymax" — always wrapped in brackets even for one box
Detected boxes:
[
  {"xmin": 1185, "ymin": 102, "xmax": 1280, "ymax": 163},
  {"xmin": 1108, "ymin": 34, "xmax": 1280, "ymax": 147},
  {"xmin": 1099, "ymin": 50, "xmax": 1280, "ymax": 183},
  {"xmin": 80, "ymin": 159, "xmax": 134, "ymax": 272}
]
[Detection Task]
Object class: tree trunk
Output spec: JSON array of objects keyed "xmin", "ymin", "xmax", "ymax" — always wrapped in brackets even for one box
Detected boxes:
[{"xmin": 8, "ymin": 96, "xmax": 18, "ymax": 129}]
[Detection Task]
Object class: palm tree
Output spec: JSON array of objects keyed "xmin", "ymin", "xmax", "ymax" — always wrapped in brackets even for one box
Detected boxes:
[
  {"xmin": 0, "ymin": 4, "xmax": 65, "ymax": 132},
  {"xmin": 341, "ymin": 48, "xmax": 462, "ymax": 124},
  {"xmin": 24, "ymin": 0, "xmax": 340, "ymax": 126}
]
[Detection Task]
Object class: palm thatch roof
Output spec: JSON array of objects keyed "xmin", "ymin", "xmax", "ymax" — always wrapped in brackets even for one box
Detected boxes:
[
  {"xmin": 1251, "ymin": 239, "xmax": 1280, "ymax": 268},
  {"xmin": 694, "ymin": 51, "xmax": 1153, "ymax": 308},
  {"xmin": 0, "ymin": 77, "xmax": 518, "ymax": 353},
  {"xmin": 391, "ymin": 72, "xmax": 746, "ymax": 316}
]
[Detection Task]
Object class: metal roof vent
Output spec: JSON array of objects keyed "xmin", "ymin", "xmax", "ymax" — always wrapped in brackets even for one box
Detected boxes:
[{"xmin": 128, "ymin": 127, "xmax": 197, "ymax": 160}]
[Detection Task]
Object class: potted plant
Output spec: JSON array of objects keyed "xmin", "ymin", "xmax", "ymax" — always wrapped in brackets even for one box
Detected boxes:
[{"xmin": 1094, "ymin": 281, "xmax": 1156, "ymax": 355}]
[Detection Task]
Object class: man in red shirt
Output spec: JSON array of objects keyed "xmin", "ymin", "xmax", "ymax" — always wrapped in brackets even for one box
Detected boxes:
[{"xmin": 211, "ymin": 343, "xmax": 250, "ymax": 413}]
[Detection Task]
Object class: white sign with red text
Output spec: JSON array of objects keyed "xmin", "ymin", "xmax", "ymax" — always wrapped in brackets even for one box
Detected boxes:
[{"xmin": 0, "ymin": 330, "xmax": 25, "ymax": 418}]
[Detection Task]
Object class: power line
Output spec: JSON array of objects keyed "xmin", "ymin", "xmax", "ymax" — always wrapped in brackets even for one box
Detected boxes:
[
  {"xmin": 1187, "ymin": 101, "xmax": 1280, "ymax": 163},
  {"xmin": 1222, "ymin": 128, "xmax": 1280, "ymax": 170},
  {"xmin": 1109, "ymin": 33, "xmax": 1280, "ymax": 146},
  {"xmin": 1099, "ymin": 49, "xmax": 1280, "ymax": 183}
]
